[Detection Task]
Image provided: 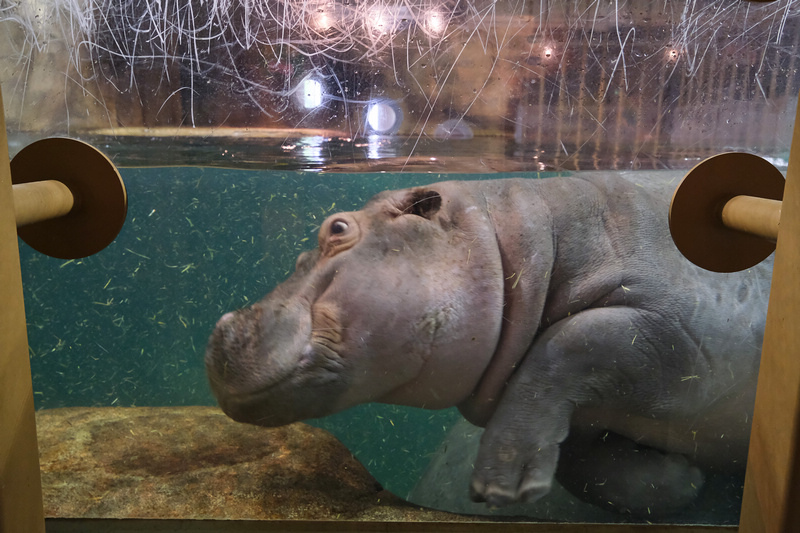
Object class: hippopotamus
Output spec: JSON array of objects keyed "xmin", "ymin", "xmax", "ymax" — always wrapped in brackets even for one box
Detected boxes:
[{"xmin": 205, "ymin": 171, "xmax": 770, "ymax": 517}]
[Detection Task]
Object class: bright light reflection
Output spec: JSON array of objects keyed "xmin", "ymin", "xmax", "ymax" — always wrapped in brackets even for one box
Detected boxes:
[
  {"xmin": 300, "ymin": 135, "xmax": 325, "ymax": 163},
  {"xmin": 310, "ymin": 2, "xmax": 334, "ymax": 31},
  {"xmin": 366, "ymin": 6, "xmax": 392, "ymax": 34},
  {"xmin": 425, "ymin": 11, "xmax": 447, "ymax": 35},
  {"xmin": 302, "ymin": 78, "xmax": 323, "ymax": 109},
  {"xmin": 667, "ymin": 48, "xmax": 680, "ymax": 61},
  {"xmin": 367, "ymin": 136, "xmax": 382, "ymax": 159},
  {"xmin": 366, "ymin": 101, "xmax": 398, "ymax": 133}
]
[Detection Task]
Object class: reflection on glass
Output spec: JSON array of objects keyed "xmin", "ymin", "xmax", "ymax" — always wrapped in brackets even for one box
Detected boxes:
[
  {"xmin": 366, "ymin": 100, "xmax": 401, "ymax": 133},
  {"xmin": 1, "ymin": 0, "xmax": 797, "ymax": 526},
  {"xmin": 1, "ymin": 0, "xmax": 798, "ymax": 169},
  {"xmin": 300, "ymin": 77, "xmax": 324, "ymax": 109}
]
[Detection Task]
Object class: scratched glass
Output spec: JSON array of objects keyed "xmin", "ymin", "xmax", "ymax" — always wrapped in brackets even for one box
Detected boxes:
[{"xmin": 2, "ymin": 0, "xmax": 798, "ymax": 526}]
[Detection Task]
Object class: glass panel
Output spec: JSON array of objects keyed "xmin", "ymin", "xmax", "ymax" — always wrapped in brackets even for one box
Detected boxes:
[
  {"xmin": 3, "ymin": 0, "xmax": 798, "ymax": 526},
  {"xmin": 3, "ymin": 0, "xmax": 798, "ymax": 169}
]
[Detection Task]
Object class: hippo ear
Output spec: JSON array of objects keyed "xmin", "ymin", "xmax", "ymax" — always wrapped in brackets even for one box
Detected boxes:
[{"xmin": 403, "ymin": 190, "xmax": 442, "ymax": 219}]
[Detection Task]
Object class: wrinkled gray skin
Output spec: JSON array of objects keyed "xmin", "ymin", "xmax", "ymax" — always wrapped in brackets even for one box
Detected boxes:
[{"xmin": 205, "ymin": 172, "xmax": 770, "ymax": 517}]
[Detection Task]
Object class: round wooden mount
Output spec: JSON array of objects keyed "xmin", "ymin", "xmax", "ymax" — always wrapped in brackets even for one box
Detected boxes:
[
  {"xmin": 669, "ymin": 152, "xmax": 785, "ymax": 273},
  {"xmin": 11, "ymin": 138, "xmax": 127, "ymax": 259}
]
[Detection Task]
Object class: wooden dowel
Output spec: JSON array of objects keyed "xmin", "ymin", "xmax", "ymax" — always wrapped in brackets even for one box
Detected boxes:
[
  {"xmin": 13, "ymin": 180, "xmax": 74, "ymax": 227},
  {"xmin": 721, "ymin": 195, "xmax": 782, "ymax": 242}
]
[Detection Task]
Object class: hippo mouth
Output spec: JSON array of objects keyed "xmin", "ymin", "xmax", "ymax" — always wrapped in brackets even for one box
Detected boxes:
[
  {"xmin": 205, "ymin": 301, "xmax": 349, "ymax": 427},
  {"xmin": 208, "ymin": 343, "xmax": 348, "ymax": 426}
]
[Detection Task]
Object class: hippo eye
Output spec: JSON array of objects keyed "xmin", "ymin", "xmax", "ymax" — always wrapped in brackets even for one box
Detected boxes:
[
  {"xmin": 319, "ymin": 215, "xmax": 359, "ymax": 256},
  {"xmin": 330, "ymin": 219, "xmax": 349, "ymax": 235}
]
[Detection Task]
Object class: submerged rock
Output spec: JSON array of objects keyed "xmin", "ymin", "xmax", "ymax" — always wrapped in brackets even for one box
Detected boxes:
[{"xmin": 35, "ymin": 406, "xmax": 467, "ymax": 521}]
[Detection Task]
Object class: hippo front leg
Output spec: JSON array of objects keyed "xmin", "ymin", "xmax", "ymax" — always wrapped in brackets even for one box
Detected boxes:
[
  {"xmin": 469, "ymin": 378, "xmax": 570, "ymax": 507},
  {"xmin": 469, "ymin": 306, "xmax": 701, "ymax": 511}
]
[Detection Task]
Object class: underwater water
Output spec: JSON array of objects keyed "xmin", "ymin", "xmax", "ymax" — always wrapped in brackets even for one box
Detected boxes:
[
  {"xmin": 19, "ymin": 164, "xmax": 774, "ymax": 525},
  {"xmin": 20, "ymin": 167, "xmax": 560, "ymax": 498}
]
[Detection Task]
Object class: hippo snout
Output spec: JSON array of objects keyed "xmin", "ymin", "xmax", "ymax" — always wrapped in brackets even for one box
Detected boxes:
[
  {"xmin": 205, "ymin": 305, "xmax": 269, "ymax": 394},
  {"xmin": 205, "ymin": 296, "xmax": 336, "ymax": 426},
  {"xmin": 217, "ymin": 311, "xmax": 236, "ymax": 326},
  {"xmin": 205, "ymin": 311, "xmax": 243, "ymax": 379}
]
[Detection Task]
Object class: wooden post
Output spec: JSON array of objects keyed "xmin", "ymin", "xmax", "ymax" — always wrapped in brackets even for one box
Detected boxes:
[
  {"xmin": 739, "ymin": 94, "xmax": 800, "ymax": 532},
  {"xmin": 0, "ymin": 93, "xmax": 46, "ymax": 530}
]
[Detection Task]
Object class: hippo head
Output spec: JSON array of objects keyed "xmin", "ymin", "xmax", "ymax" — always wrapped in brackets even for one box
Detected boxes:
[{"xmin": 205, "ymin": 182, "xmax": 506, "ymax": 427}]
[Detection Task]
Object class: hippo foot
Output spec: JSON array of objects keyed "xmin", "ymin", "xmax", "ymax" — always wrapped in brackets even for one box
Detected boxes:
[
  {"xmin": 469, "ymin": 439, "xmax": 560, "ymax": 507},
  {"xmin": 556, "ymin": 431, "xmax": 705, "ymax": 517}
]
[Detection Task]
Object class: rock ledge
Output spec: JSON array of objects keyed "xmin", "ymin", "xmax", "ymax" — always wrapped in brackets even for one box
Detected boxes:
[{"xmin": 36, "ymin": 406, "xmax": 468, "ymax": 522}]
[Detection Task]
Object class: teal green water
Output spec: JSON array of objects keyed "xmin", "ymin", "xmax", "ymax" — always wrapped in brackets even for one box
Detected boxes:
[{"xmin": 20, "ymin": 167, "xmax": 559, "ymax": 497}]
